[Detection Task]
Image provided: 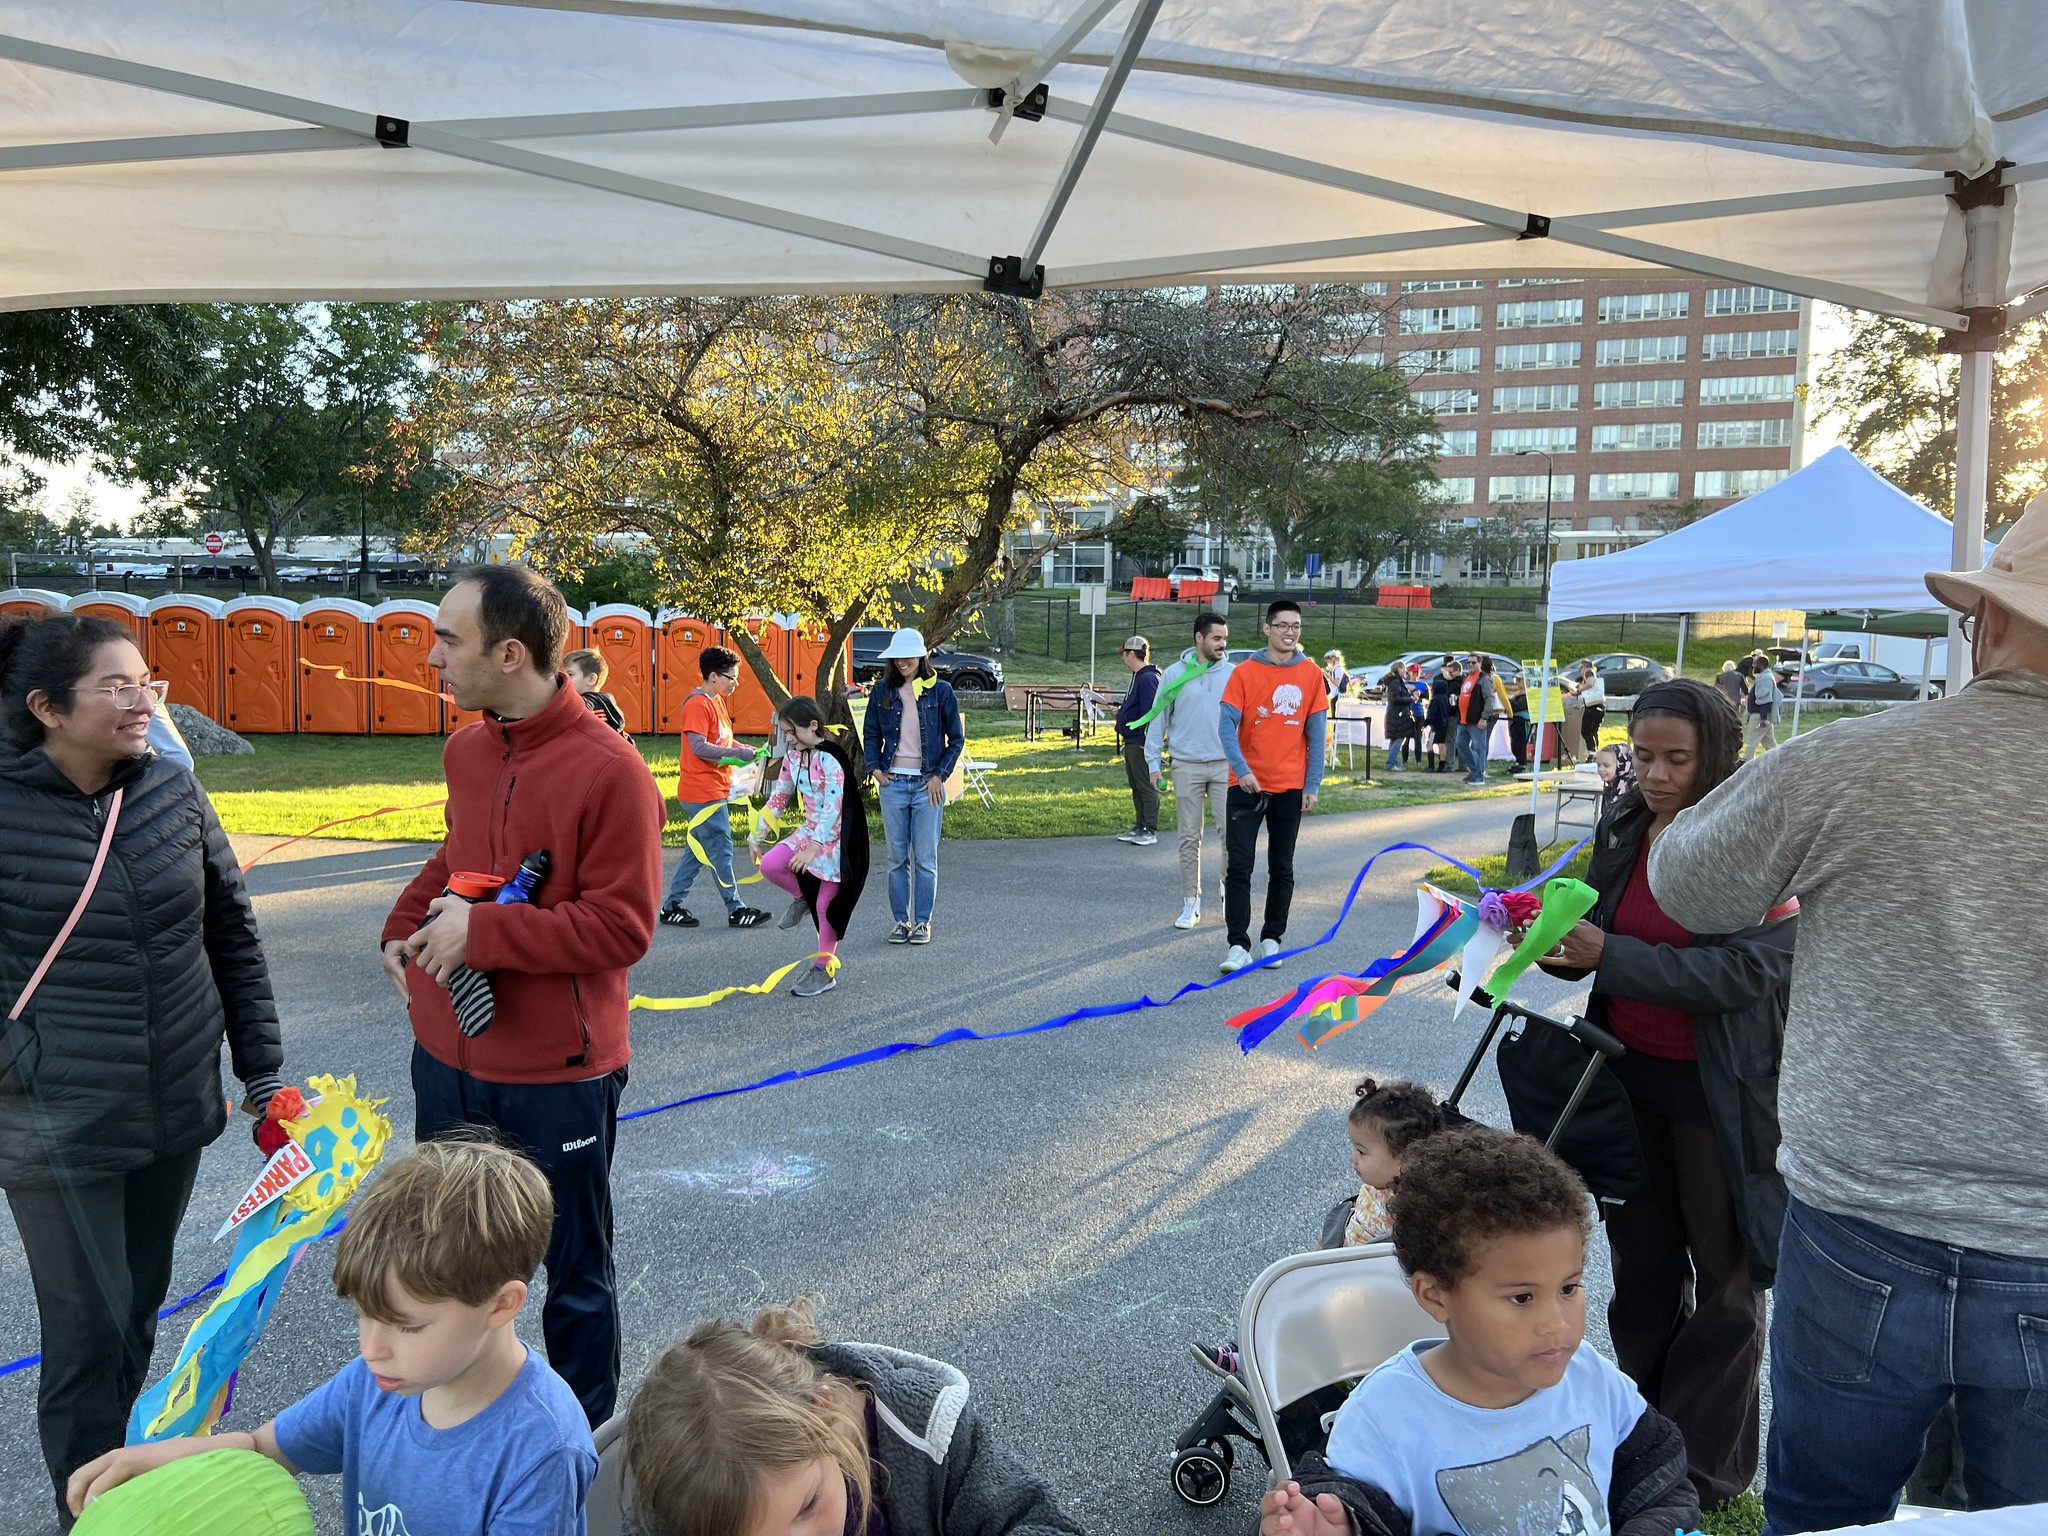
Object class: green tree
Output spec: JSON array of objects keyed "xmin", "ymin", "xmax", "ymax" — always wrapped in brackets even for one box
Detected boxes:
[
  {"xmin": 1809, "ymin": 310, "xmax": 2048, "ymax": 520},
  {"xmin": 1110, "ymin": 493, "xmax": 1192, "ymax": 575},
  {"xmin": 1455, "ymin": 511, "xmax": 1534, "ymax": 586}
]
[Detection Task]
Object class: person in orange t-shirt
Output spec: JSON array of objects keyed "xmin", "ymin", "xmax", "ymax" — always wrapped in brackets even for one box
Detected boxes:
[
  {"xmin": 1217, "ymin": 600, "xmax": 1329, "ymax": 975},
  {"xmin": 660, "ymin": 646, "xmax": 770, "ymax": 929}
]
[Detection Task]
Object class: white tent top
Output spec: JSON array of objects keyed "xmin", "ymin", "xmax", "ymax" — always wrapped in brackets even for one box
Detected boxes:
[
  {"xmin": 1, "ymin": 1, "xmax": 2045, "ymax": 323},
  {"xmin": 1546, "ymin": 447, "xmax": 1968, "ymax": 622}
]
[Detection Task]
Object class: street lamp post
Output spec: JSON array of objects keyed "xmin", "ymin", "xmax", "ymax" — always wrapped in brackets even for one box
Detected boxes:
[{"xmin": 1515, "ymin": 447, "xmax": 1555, "ymax": 607}]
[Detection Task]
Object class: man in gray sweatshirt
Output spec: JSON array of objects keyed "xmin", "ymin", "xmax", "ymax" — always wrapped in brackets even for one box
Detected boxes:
[
  {"xmin": 1646, "ymin": 498, "xmax": 2048, "ymax": 1532},
  {"xmin": 1145, "ymin": 611, "xmax": 1235, "ymax": 930}
]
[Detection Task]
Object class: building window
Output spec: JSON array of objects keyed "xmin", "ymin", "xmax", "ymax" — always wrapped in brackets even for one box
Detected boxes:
[
  {"xmin": 1413, "ymin": 388, "xmax": 1480, "ymax": 416},
  {"xmin": 1424, "ymin": 477, "xmax": 1476, "ymax": 504},
  {"xmin": 1593, "ymin": 378, "xmax": 1685, "ymax": 409},
  {"xmin": 1398, "ymin": 346, "xmax": 1481, "ymax": 374},
  {"xmin": 1706, "ymin": 286, "xmax": 1801, "ymax": 316},
  {"xmin": 1588, "ymin": 472, "xmax": 1681, "ymax": 501},
  {"xmin": 1497, "ymin": 276, "xmax": 1579, "ymax": 287},
  {"xmin": 1496, "ymin": 299, "xmax": 1584, "ymax": 329},
  {"xmin": 1331, "ymin": 310, "xmax": 1384, "ymax": 340},
  {"xmin": 1591, "ymin": 422, "xmax": 1683, "ymax": 452},
  {"xmin": 1435, "ymin": 430, "xmax": 1478, "ymax": 457},
  {"xmin": 1696, "ymin": 468, "xmax": 1790, "ymax": 497},
  {"xmin": 1697, "ymin": 418, "xmax": 1794, "ymax": 449},
  {"xmin": 1495, "ymin": 341, "xmax": 1582, "ymax": 370},
  {"xmin": 1491, "ymin": 426, "xmax": 1578, "ymax": 453},
  {"xmin": 1400, "ymin": 305, "xmax": 1480, "ymax": 334},
  {"xmin": 1401, "ymin": 279, "xmax": 1484, "ymax": 292},
  {"xmin": 1698, "ymin": 373, "xmax": 1796, "ymax": 404},
  {"xmin": 1595, "ymin": 335, "xmax": 1687, "ymax": 366},
  {"xmin": 1597, "ymin": 292, "xmax": 1690, "ymax": 323},
  {"xmin": 1702, "ymin": 328, "xmax": 1799, "ymax": 360},
  {"xmin": 1493, "ymin": 384, "xmax": 1580, "ymax": 413},
  {"xmin": 1489, "ymin": 474, "xmax": 1575, "ymax": 503}
]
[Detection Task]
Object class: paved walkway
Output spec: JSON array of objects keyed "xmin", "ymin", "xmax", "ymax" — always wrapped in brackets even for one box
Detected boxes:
[{"xmin": 0, "ymin": 797, "xmax": 1615, "ymax": 1534}]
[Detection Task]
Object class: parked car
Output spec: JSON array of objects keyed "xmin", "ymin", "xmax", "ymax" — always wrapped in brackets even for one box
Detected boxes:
[
  {"xmin": 1408, "ymin": 651, "xmax": 1526, "ymax": 688},
  {"xmin": 849, "ymin": 628, "xmax": 1005, "ymax": 693},
  {"xmin": 1166, "ymin": 564, "xmax": 1239, "ymax": 601},
  {"xmin": 1558, "ymin": 653, "xmax": 1671, "ymax": 696},
  {"xmin": 1774, "ymin": 660, "xmax": 1923, "ymax": 700}
]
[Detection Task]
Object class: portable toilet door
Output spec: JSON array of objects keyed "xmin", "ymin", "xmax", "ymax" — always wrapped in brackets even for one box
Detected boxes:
[
  {"xmin": 66, "ymin": 588, "xmax": 149, "ymax": 646},
  {"xmin": 298, "ymin": 598, "xmax": 373, "ymax": 734},
  {"xmin": 0, "ymin": 588, "xmax": 67, "ymax": 622},
  {"xmin": 586, "ymin": 604, "xmax": 655, "ymax": 735},
  {"xmin": 655, "ymin": 611, "xmax": 715, "ymax": 734},
  {"xmin": 718, "ymin": 618, "xmax": 780, "ymax": 736},
  {"xmin": 221, "ymin": 596, "xmax": 298, "ymax": 734},
  {"xmin": 784, "ymin": 620, "xmax": 850, "ymax": 701},
  {"xmin": 370, "ymin": 600, "xmax": 445, "ymax": 735},
  {"xmin": 145, "ymin": 594, "xmax": 225, "ymax": 719}
]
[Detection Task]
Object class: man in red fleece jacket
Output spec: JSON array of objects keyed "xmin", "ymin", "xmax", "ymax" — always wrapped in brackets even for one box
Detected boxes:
[{"xmin": 379, "ymin": 564, "xmax": 662, "ymax": 1425}]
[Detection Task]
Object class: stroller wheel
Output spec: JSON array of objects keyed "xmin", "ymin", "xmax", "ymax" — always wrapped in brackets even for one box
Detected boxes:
[{"xmin": 1171, "ymin": 1441, "xmax": 1233, "ymax": 1507}]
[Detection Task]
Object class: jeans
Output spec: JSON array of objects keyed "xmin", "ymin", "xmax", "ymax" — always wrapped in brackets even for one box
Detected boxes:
[
  {"xmin": 1452, "ymin": 721, "xmax": 1488, "ymax": 781},
  {"xmin": 879, "ymin": 772, "xmax": 943, "ymax": 924},
  {"xmin": 413, "ymin": 1045, "xmax": 628, "ymax": 1426},
  {"xmin": 6, "ymin": 1150, "xmax": 203, "ymax": 1525},
  {"xmin": 1171, "ymin": 758, "xmax": 1230, "ymax": 902},
  {"xmin": 1121, "ymin": 737, "xmax": 1160, "ymax": 833},
  {"xmin": 1763, "ymin": 1196, "xmax": 2048, "ymax": 1533},
  {"xmin": 665, "ymin": 799, "xmax": 739, "ymax": 914},
  {"xmin": 1224, "ymin": 785, "xmax": 1303, "ymax": 949}
]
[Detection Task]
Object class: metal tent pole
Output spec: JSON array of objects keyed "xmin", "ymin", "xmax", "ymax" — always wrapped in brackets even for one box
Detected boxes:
[
  {"xmin": 1529, "ymin": 615, "xmax": 1555, "ymax": 814},
  {"xmin": 1945, "ymin": 167, "xmax": 2013, "ymax": 691},
  {"xmin": 1675, "ymin": 613, "xmax": 1688, "ymax": 676}
]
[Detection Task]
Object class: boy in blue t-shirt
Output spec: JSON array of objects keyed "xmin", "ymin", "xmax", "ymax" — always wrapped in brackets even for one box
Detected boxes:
[
  {"xmin": 68, "ymin": 1139, "xmax": 598, "ymax": 1535},
  {"xmin": 1260, "ymin": 1128, "xmax": 1700, "ymax": 1536}
]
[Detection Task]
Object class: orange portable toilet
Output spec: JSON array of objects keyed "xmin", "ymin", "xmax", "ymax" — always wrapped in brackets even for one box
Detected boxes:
[
  {"xmin": 587, "ymin": 604, "xmax": 655, "ymax": 735},
  {"xmin": 784, "ymin": 619, "xmax": 851, "ymax": 700},
  {"xmin": 221, "ymin": 596, "xmax": 298, "ymax": 734},
  {"xmin": 564, "ymin": 605, "xmax": 589, "ymax": 654},
  {"xmin": 0, "ymin": 587, "xmax": 67, "ymax": 622},
  {"xmin": 66, "ymin": 589, "xmax": 148, "ymax": 645},
  {"xmin": 655, "ymin": 610, "xmax": 717, "ymax": 734},
  {"xmin": 370, "ymin": 600, "xmax": 445, "ymax": 735},
  {"xmin": 298, "ymin": 598, "xmax": 373, "ymax": 734},
  {"xmin": 718, "ymin": 617, "xmax": 780, "ymax": 736},
  {"xmin": 146, "ymin": 594, "xmax": 224, "ymax": 718}
]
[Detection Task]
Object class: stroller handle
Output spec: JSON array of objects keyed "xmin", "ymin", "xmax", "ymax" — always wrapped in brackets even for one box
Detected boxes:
[{"xmin": 1446, "ymin": 975, "xmax": 1627, "ymax": 1060}]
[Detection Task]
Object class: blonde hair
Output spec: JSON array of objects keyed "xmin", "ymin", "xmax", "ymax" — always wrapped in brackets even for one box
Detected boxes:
[
  {"xmin": 331, "ymin": 1138, "xmax": 553, "ymax": 1323},
  {"xmin": 1595, "ymin": 744, "xmax": 1622, "ymax": 764},
  {"xmin": 627, "ymin": 1298, "xmax": 873, "ymax": 1536}
]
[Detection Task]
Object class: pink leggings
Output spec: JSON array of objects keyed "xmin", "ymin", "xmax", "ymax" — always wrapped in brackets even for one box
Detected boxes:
[{"xmin": 758, "ymin": 842, "xmax": 840, "ymax": 956}]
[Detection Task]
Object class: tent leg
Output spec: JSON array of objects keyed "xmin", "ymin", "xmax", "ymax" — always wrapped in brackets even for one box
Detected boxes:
[
  {"xmin": 1921, "ymin": 636, "xmax": 1937, "ymax": 700},
  {"xmin": 1530, "ymin": 616, "xmax": 1555, "ymax": 815},
  {"xmin": 1675, "ymin": 613, "xmax": 1688, "ymax": 677},
  {"xmin": 1952, "ymin": 347, "xmax": 1993, "ymax": 690},
  {"xmin": 1790, "ymin": 676, "xmax": 1803, "ymax": 741}
]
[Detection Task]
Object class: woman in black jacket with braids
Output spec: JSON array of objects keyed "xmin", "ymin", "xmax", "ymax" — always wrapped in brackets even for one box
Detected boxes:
[
  {"xmin": 1538, "ymin": 677, "xmax": 1794, "ymax": 1513},
  {"xmin": 0, "ymin": 614, "xmax": 284, "ymax": 1524}
]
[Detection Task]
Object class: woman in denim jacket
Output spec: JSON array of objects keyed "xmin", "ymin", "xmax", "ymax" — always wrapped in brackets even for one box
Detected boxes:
[{"xmin": 860, "ymin": 629, "xmax": 965, "ymax": 945}]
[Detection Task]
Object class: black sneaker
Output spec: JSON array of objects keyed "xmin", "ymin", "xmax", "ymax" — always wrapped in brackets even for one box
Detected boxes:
[
  {"xmin": 659, "ymin": 905, "xmax": 699, "ymax": 928},
  {"xmin": 1189, "ymin": 1341, "xmax": 1242, "ymax": 1380},
  {"xmin": 728, "ymin": 906, "xmax": 771, "ymax": 928}
]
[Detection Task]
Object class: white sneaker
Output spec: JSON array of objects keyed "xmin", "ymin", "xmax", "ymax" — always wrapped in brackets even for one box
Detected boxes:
[
  {"xmin": 1115, "ymin": 827, "xmax": 1144, "ymax": 842},
  {"xmin": 1131, "ymin": 830, "xmax": 1158, "ymax": 846},
  {"xmin": 1260, "ymin": 937, "xmax": 1284, "ymax": 969},
  {"xmin": 1174, "ymin": 901, "xmax": 1201, "ymax": 930},
  {"xmin": 1220, "ymin": 944, "xmax": 1254, "ymax": 974}
]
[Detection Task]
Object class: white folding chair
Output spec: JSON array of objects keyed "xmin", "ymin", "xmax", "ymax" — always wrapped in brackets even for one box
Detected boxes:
[
  {"xmin": 1235, "ymin": 1244, "xmax": 1439, "ymax": 1486},
  {"xmin": 961, "ymin": 756, "xmax": 997, "ymax": 808}
]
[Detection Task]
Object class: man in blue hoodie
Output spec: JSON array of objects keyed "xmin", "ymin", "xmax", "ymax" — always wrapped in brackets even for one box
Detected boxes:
[{"xmin": 1114, "ymin": 635, "xmax": 1163, "ymax": 846}]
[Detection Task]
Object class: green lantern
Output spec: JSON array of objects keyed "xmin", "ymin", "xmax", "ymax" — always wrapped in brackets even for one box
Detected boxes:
[{"xmin": 74, "ymin": 1448, "xmax": 312, "ymax": 1536}]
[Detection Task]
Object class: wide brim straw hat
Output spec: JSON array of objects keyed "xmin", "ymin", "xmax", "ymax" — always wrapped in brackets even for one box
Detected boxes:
[
  {"xmin": 876, "ymin": 627, "xmax": 929, "ymax": 660},
  {"xmin": 1926, "ymin": 490, "xmax": 2048, "ymax": 631}
]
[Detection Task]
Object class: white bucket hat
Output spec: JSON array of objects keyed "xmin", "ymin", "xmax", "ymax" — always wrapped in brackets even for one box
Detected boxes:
[
  {"xmin": 1925, "ymin": 490, "xmax": 2048, "ymax": 631},
  {"xmin": 876, "ymin": 627, "xmax": 929, "ymax": 660}
]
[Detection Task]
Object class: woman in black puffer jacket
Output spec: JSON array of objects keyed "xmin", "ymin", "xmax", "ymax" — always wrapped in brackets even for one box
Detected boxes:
[{"xmin": 0, "ymin": 614, "xmax": 283, "ymax": 1524}]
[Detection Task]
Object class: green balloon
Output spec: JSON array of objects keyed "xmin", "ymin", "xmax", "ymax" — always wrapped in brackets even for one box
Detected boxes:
[{"xmin": 75, "ymin": 1448, "xmax": 312, "ymax": 1536}]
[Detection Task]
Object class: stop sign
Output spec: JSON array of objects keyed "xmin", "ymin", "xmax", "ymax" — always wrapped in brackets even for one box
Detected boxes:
[{"xmin": 203, "ymin": 532, "xmax": 225, "ymax": 555}]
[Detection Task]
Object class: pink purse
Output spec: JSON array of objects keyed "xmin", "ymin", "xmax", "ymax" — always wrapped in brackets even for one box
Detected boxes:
[{"xmin": 7, "ymin": 788, "xmax": 123, "ymax": 1023}]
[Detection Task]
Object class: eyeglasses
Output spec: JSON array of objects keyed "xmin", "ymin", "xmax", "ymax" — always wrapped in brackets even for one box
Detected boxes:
[
  {"xmin": 1266, "ymin": 621, "xmax": 1303, "ymax": 633},
  {"xmin": 1960, "ymin": 607, "xmax": 1981, "ymax": 643},
  {"xmin": 91, "ymin": 679, "xmax": 170, "ymax": 710}
]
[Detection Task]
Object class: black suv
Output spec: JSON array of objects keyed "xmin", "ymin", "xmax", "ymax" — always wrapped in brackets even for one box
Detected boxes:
[{"xmin": 850, "ymin": 629, "xmax": 1006, "ymax": 693}]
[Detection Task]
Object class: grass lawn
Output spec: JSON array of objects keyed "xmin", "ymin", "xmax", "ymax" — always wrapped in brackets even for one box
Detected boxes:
[{"xmin": 196, "ymin": 718, "xmax": 1538, "ymax": 850}]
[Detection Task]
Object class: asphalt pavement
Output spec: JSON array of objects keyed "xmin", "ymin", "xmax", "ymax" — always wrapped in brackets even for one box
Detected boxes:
[{"xmin": 0, "ymin": 794, "xmax": 1622, "ymax": 1536}]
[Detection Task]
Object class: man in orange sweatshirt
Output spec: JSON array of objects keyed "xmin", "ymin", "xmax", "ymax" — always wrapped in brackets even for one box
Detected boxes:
[{"xmin": 379, "ymin": 564, "xmax": 663, "ymax": 1426}]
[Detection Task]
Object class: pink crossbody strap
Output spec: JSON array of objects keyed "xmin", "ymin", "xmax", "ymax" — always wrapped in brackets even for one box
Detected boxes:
[{"xmin": 8, "ymin": 787, "xmax": 123, "ymax": 1023}]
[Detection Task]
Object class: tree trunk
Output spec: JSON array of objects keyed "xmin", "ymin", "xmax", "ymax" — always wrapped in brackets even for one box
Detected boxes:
[
  {"xmin": 235, "ymin": 496, "xmax": 281, "ymax": 595},
  {"xmin": 814, "ymin": 600, "xmax": 870, "ymax": 782},
  {"xmin": 721, "ymin": 619, "xmax": 792, "ymax": 710}
]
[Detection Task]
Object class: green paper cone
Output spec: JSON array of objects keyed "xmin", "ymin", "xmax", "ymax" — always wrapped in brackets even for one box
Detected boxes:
[
  {"xmin": 1483, "ymin": 877, "xmax": 1600, "ymax": 1001},
  {"xmin": 75, "ymin": 1447, "xmax": 312, "ymax": 1536}
]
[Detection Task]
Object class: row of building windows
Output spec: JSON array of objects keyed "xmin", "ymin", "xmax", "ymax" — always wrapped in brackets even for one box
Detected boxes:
[
  {"xmin": 1413, "ymin": 374, "xmax": 1798, "ymax": 414},
  {"xmin": 1395, "ymin": 288, "xmax": 1803, "ymax": 335},
  {"xmin": 1434, "ymin": 418, "xmax": 1794, "ymax": 455},
  {"xmin": 1426, "ymin": 466, "xmax": 1790, "ymax": 504},
  {"xmin": 1381, "ymin": 329, "xmax": 1801, "ymax": 373}
]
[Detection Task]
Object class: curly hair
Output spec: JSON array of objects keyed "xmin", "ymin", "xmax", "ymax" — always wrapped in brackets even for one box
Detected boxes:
[
  {"xmin": 1628, "ymin": 676, "xmax": 1742, "ymax": 802},
  {"xmin": 1389, "ymin": 1126, "xmax": 1592, "ymax": 1286},
  {"xmin": 1348, "ymin": 1076, "xmax": 1447, "ymax": 1158}
]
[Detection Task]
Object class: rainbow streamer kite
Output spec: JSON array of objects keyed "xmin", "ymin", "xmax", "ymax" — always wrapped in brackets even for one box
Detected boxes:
[{"xmin": 127, "ymin": 1076, "xmax": 391, "ymax": 1443}]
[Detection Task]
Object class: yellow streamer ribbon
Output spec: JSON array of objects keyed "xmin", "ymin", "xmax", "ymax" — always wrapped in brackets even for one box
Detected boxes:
[{"xmin": 630, "ymin": 951, "xmax": 840, "ymax": 1012}]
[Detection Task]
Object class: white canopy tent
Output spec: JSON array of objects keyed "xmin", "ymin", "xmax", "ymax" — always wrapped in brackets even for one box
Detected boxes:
[
  {"xmin": 1531, "ymin": 447, "xmax": 1968, "ymax": 808},
  {"xmin": 1, "ymin": 0, "xmax": 2042, "ymax": 668}
]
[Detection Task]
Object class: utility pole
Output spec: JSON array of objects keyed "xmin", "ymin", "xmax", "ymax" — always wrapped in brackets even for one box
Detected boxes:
[{"xmin": 1515, "ymin": 447, "xmax": 1556, "ymax": 606}]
